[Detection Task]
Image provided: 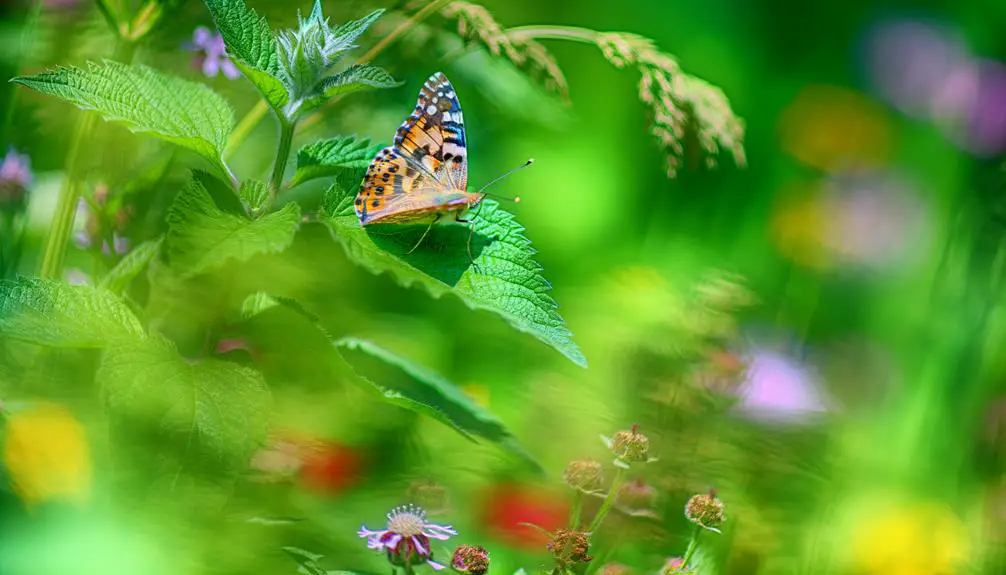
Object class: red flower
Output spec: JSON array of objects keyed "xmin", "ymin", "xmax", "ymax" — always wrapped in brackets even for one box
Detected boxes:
[
  {"xmin": 298, "ymin": 442, "xmax": 363, "ymax": 495},
  {"xmin": 478, "ymin": 483, "xmax": 569, "ymax": 549}
]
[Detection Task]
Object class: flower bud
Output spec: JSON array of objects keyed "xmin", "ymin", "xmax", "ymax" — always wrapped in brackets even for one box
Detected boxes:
[
  {"xmin": 685, "ymin": 489, "xmax": 725, "ymax": 531},
  {"xmin": 603, "ymin": 424, "xmax": 651, "ymax": 464},
  {"xmin": 547, "ymin": 529, "xmax": 593, "ymax": 565},
  {"xmin": 408, "ymin": 479, "xmax": 449, "ymax": 514},
  {"xmin": 564, "ymin": 459, "xmax": 603, "ymax": 492},
  {"xmin": 617, "ymin": 479, "xmax": 656, "ymax": 514},
  {"xmin": 451, "ymin": 544, "xmax": 490, "ymax": 575}
]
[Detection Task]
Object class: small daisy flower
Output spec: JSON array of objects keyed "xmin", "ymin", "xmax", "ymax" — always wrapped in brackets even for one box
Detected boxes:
[
  {"xmin": 358, "ymin": 504, "xmax": 458, "ymax": 570},
  {"xmin": 184, "ymin": 26, "xmax": 240, "ymax": 79}
]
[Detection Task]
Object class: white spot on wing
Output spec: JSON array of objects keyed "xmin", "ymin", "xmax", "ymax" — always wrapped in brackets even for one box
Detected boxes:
[{"xmin": 426, "ymin": 105, "xmax": 436, "ymax": 115}]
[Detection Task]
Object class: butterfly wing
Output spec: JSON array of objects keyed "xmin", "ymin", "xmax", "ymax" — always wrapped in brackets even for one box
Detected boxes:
[
  {"xmin": 393, "ymin": 71, "xmax": 469, "ymax": 191},
  {"xmin": 355, "ymin": 72, "xmax": 471, "ymax": 225},
  {"xmin": 355, "ymin": 146, "xmax": 437, "ymax": 224}
]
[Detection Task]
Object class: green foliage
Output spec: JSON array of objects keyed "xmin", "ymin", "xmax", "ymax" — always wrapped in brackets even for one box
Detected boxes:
[
  {"xmin": 337, "ymin": 337, "xmax": 542, "ymax": 472},
  {"xmin": 290, "ymin": 136, "xmax": 383, "ymax": 187},
  {"xmin": 98, "ymin": 237, "xmax": 164, "ymax": 294},
  {"xmin": 0, "ymin": 278, "xmax": 144, "ymax": 347},
  {"xmin": 304, "ymin": 64, "xmax": 399, "ymax": 114},
  {"xmin": 322, "ymin": 172, "xmax": 587, "ymax": 367},
  {"xmin": 202, "ymin": 0, "xmax": 287, "ymax": 109},
  {"xmin": 12, "ymin": 61, "xmax": 234, "ymax": 172},
  {"xmin": 238, "ymin": 179, "xmax": 270, "ymax": 216},
  {"xmin": 203, "ymin": 0, "xmax": 394, "ymax": 121},
  {"xmin": 98, "ymin": 334, "xmax": 271, "ymax": 490},
  {"xmin": 166, "ymin": 177, "xmax": 301, "ymax": 277}
]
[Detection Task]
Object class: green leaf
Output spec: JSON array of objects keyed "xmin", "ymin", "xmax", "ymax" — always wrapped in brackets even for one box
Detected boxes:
[
  {"xmin": 322, "ymin": 175, "xmax": 587, "ymax": 367},
  {"xmin": 0, "ymin": 278, "xmax": 144, "ymax": 347},
  {"xmin": 317, "ymin": 64, "xmax": 399, "ymax": 99},
  {"xmin": 289, "ymin": 136, "xmax": 382, "ymax": 187},
  {"xmin": 283, "ymin": 547, "xmax": 325, "ymax": 575},
  {"xmin": 167, "ymin": 178, "xmax": 301, "ymax": 276},
  {"xmin": 99, "ymin": 237, "xmax": 163, "ymax": 294},
  {"xmin": 336, "ymin": 337, "xmax": 542, "ymax": 472},
  {"xmin": 238, "ymin": 179, "xmax": 270, "ymax": 215},
  {"xmin": 12, "ymin": 61, "xmax": 234, "ymax": 170},
  {"xmin": 328, "ymin": 9, "xmax": 384, "ymax": 52},
  {"xmin": 99, "ymin": 334, "xmax": 271, "ymax": 489},
  {"xmin": 202, "ymin": 0, "xmax": 287, "ymax": 110}
]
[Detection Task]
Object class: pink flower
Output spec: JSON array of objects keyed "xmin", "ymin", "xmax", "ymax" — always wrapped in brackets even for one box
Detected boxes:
[{"xmin": 358, "ymin": 505, "xmax": 457, "ymax": 570}]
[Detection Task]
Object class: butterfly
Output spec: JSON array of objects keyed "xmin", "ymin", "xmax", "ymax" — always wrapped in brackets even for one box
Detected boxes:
[{"xmin": 355, "ymin": 71, "xmax": 530, "ymax": 264}]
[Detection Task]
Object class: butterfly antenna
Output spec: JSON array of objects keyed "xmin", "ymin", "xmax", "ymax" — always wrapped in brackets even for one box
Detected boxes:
[{"xmin": 477, "ymin": 158, "xmax": 533, "ymax": 203}]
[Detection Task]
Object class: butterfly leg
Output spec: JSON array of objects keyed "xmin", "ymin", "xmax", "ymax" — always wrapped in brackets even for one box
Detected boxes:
[
  {"xmin": 456, "ymin": 215, "xmax": 481, "ymax": 274},
  {"xmin": 406, "ymin": 215, "xmax": 439, "ymax": 254}
]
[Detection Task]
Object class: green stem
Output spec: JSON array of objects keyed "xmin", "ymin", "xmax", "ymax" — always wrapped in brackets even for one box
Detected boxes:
[
  {"xmin": 38, "ymin": 38, "xmax": 137, "ymax": 279},
  {"xmin": 269, "ymin": 118, "xmax": 295, "ymax": 201},
  {"xmin": 224, "ymin": 100, "xmax": 268, "ymax": 161},
  {"xmin": 506, "ymin": 25, "xmax": 600, "ymax": 44},
  {"xmin": 569, "ymin": 490, "xmax": 583, "ymax": 529},
  {"xmin": 681, "ymin": 524, "xmax": 702, "ymax": 566},
  {"xmin": 587, "ymin": 466, "xmax": 625, "ymax": 532}
]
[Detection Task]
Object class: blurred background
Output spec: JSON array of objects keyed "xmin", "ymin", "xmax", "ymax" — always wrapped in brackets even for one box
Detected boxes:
[{"xmin": 2, "ymin": 0, "xmax": 1006, "ymax": 574}]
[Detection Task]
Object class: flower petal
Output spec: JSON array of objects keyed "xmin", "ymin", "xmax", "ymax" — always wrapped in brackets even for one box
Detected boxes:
[
  {"xmin": 411, "ymin": 536, "xmax": 427, "ymax": 555},
  {"xmin": 203, "ymin": 56, "xmax": 220, "ymax": 78},
  {"xmin": 385, "ymin": 534, "xmax": 402, "ymax": 550},
  {"xmin": 424, "ymin": 523, "xmax": 458, "ymax": 539},
  {"xmin": 427, "ymin": 559, "xmax": 446, "ymax": 571}
]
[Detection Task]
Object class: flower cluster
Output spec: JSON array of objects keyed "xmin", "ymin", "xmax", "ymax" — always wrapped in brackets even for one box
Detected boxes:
[
  {"xmin": 547, "ymin": 528, "xmax": 593, "ymax": 567},
  {"xmin": 685, "ymin": 490, "xmax": 726, "ymax": 532},
  {"xmin": 451, "ymin": 544, "xmax": 490, "ymax": 575},
  {"xmin": 602, "ymin": 424, "xmax": 657, "ymax": 467}
]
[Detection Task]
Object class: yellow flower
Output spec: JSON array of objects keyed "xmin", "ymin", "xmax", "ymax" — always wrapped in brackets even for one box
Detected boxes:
[
  {"xmin": 849, "ymin": 500, "xmax": 968, "ymax": 575},
  {"xmin": 3, "ymin": 401, "xmax": 92, "ymax": 506}
]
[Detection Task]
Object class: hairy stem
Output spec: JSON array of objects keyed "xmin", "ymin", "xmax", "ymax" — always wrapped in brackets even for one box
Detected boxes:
[
  {"xmin": 681, "ymin": 524, "xmax": 702, "ymax": 566},
  {"xmin": 269, "ymin": 117, "xmax": 296, "ymax": 200},
  {"xmin": 39, "ymin": 38, "xmax": 137, "ymax": 279},
  {"xmin": 506, "ymin": 25, "xmax": 600, "ymax": 45},
  {"xmin": 587, "ymin": 466, "xmax": 625, "ymax": 532}
]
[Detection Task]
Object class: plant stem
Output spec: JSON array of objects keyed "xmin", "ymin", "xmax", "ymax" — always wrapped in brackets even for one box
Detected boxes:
[
  {"xmin": 356, "ymin": 0, "xmax": 453, "ymax": 65},
  {"xmin": 569, "ymin": 490, "xmax": 583, "ymax": 529},
  {"xmin": 681, "ymin": 524, "xmax": 702, "ymax": 566},
  {"xmin": 224, "ymin": 100, "xmax": 268, "ymax": 161},
  {"xmin": 39, "ymin": 37, "xmax": 137, "ymax": 279},
  {"xmin": 506, "ymin": 25, "xmax": 600, "ymax": 45},
  {"xmin": 269, "ymin": 117, "xmax": 295, "ymax": 200},
  {"xmin": 587, "ymin": 466, "xmax": 625, "ymax": 533}
]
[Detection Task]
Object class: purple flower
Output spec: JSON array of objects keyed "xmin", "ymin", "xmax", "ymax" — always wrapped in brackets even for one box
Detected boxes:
[
  {"xmin": 0, "ymin": 147, "xmax": 32, "ymax": 211},
  {"xmin": 101, "ymin": 233, "xmax": 131, "ymax": 256},
  {"xmin": 184, "ymin": 27, "xmax": 240, "ymax": 79},
  {"xmin": 358, "ymin": 505, "xmax": 457, "ymax": 570},
  {"xmin": 734, "ymin": 346, "xmax": 831, "ymax": 424},
  {"xmin": 0, "ymin": 147, "xmax": 32, "ymax": 189}
]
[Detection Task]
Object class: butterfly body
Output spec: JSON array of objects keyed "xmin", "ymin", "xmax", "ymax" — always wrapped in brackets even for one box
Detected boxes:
[{"xmin": 356, "ymin": 72, "xmax": 478, "ymax": 227}]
